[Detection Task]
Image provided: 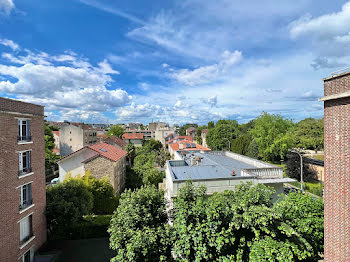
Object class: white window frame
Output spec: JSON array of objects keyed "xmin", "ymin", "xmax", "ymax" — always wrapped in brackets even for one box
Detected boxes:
[
  {"xmin": 17, "ymin": 119, "xmax": 31, "ymax": 143},
  {"xmin": 19, "ymin": 183, "xmax": 33, "ymax": 212},
  {"xmin": 19, "ymin": 214, "xmax": 34, "ymax": 247},
  {"xmin": 18, "ymin": 151, "xmax": 32, "ymax": 177},
  {"xmin": 20, "ymin": 247, "xmax": 33, "ymax": 262}
]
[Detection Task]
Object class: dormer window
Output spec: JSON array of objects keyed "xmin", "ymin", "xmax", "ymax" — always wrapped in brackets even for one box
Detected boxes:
[{"xmin": 18, "ymin": 119, "xmax": 31, "ymax": 142}]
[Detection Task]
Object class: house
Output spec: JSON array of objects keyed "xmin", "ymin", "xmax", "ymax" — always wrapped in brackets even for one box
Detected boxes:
[
  {"xmin": 59, "ymin": 123, "xmax": 98, "ymax": 156},
  {"xmin": 122, "ymin": 133, "xmax": 144, "ymax": 147},
  {"xmin": 186, "ymin": 127, "xmax": 197, "ymax": 139},
  {"xmin": 163, "ymin": 151, "xmax": 295, "ymax": 201},
  {"xmin": 0, "ymin": 97, "xmax": 47, "ymax": 261},
  {"xmin": 154, "ymin": 126, "xmax": 176, "ymax": 145},
  {"xmin": 124, "ymin": 130, "xmax": 153, "ymax": 140},
  {"xmin": 168, "ymin": 140, "xmax": 211, "ymax": 155},
  {"xmin": 103, "ymin": 136, "xmax": 126, "ymax": 149},
  {"xmin": 303, "ymin": 157, "xmax": 324, "ymax": 182},
  {"xmin": 57, "ymin": 143, "xmax": 127, "ymax": 194},
  {"xmin": 201, "ymin": 129, "xmax": 208, "ymax": 148},
  {"xmin": 319, "ymin": 69, "xmax": 350, "ymax": 260}
]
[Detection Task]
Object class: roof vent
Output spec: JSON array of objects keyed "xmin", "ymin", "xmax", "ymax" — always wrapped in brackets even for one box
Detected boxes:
[
  {"xmin": 100, "ymin": 148, "xmax": 107, "ymax": 152},
  {"xmin": 231, "ymin": 170, "xmax": 235, "ymax": 176}
]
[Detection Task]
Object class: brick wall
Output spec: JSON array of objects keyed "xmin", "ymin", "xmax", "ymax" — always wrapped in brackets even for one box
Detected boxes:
[
  {"xmin": 0, "ymin": 97, "xmax": 43, "ymax": 116},
  {"xmin": 324, "ymin": 78, "xmax": 350, "ymax": 260},
  {"xmin": 85, "ymin": 155, "xmax": 126, "ymax": 195},
  {"xmin": 0, "ymin": 100, "xmax": 46, "ymax": 262}
]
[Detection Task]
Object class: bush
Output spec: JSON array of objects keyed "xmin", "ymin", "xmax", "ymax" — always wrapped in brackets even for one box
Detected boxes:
[
  {"xmin": 46, "ymin": 179, "xmax": 93, "ymax": 239},
  {"xmin": 286, "ymin": 153, "xmax": 317, "ymax": 182},
  {"xmin": 71, "ymin": 215, "xmax": 113, "ymax": 239}
]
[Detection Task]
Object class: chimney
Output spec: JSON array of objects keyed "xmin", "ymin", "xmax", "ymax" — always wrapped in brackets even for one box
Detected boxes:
[
  {"xmin": 190, "ymin": 155, "xmax": 196, "ymax": 166},
  {"xmin": 179, "ymin": 143, "xmax": 184, "ymax": 149}
]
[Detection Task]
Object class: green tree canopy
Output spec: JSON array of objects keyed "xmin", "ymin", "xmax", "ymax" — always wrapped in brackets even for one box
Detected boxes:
[
  {"xmin": 44, "ymin": 122, "xmax": 59, "ymax": 176},
  {"xmin": 250, "ymin": 112, "xmax": 295, "ymax": 161},
  {"xmin": 108, "ymin": 186, "xmax": 172, "ymax": 262},
  {"xmin": 46, "ymin": 178, "xmax": 93, "ymax": 239},
  {"xmin": 294, "ymin": 118, "xmax": 324, "ymax": 150},
  {"xmin": 171, "ymin": 182, "xmax": 323, "ymax": 261},
  {"xmin": 107, "ymin": 125, "xmax": 124, "ymax": 138},
  {"xmin": 206, "ymin": 120, "xmax": 239, "ymax": 150}
]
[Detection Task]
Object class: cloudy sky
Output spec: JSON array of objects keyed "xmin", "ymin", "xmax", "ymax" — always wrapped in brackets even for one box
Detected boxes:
[{"xmin": 0, "ymin": 0, "xmax": 349, "ymax": 124}]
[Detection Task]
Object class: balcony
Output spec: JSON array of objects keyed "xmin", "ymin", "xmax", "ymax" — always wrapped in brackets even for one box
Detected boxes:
[
  {"xmin": 18, "ymin": 167, "xmax": 33, "ymax": 177},
  {"xmin": 19, "ymin": 199, "xmax": 33, "ymax": 211},
  {"xmin": 18, "ymin": 136, "xmax": 32, "ymax": 142}
]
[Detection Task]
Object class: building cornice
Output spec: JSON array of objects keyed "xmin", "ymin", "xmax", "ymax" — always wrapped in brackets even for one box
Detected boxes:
[{"xmin": 319, "ymin": 91, "xmax": 350, "ymax": 102}]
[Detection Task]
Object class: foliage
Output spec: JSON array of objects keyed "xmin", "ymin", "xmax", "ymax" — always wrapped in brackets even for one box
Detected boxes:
[
  {"xmin": 107, "ymin": 125, "xmax": 124, "ymax": 138},
  {"xmin": 246, "ymin": 139, "xmax": 260, "ymax": 159},
  {"xmin": 46, "ymin": 178, "xmax": 93, "ymax": 239},
  {"xmin": 304, "ymin": 182, "xmax": 324, "ymax": 197},
  {"xmin": 125, "ymin": 142, "xmax": 136, "ymax": 166},
  {"xmin": 143, "ymin": 138, "xmax": 163, "ymax": 151},
  {"xmin": 83, "ymin": 173, "xmax": 119, "ymax": 215},
  {"xmin": 231, "ymin": 134, "xmax": 251, "ymax": 155},
  {"xmin": 206, "ymin": 120, "xmax": 239, "ymax": 150},
  {"xmin": 125, "ymin": 166, "xmax": 143, "ymax": 190},
  {"xmin": 44, "ymin": 122, "xmax": 59, "ymax": 175},
  {"xmin": 250, "ymin": 112, "xmax": 295, "ymax": 161},
  {"xmin": 71, "ymin": 215, "xmax": 112, "ymax": 239},
  {"xmin": 133, "ymin": 153, "xmax": 165, "ymax": 187},
  {"xmin": 171, "ymin": 182, "xmax": 323, "ymax": 261},
  {"xmin": 286, "ymin": 153, "xmax": 317, "ymax": 182},
  {"xmin": 179, "ymin": 123, "xmax": 198, "ymax": 136},
  {"xmin": 108, "ymin": 186, "xmax": 172, "ymax": 262},
  {"xmin": 295, "ymin": 118, "xmax": 324, "ymax": 150},
  {"xmin": 207, "ymin": 121, "xmax": 215, "ymax": 129},
  {"xmin": 273, "ymin": 192, "xmax": 324, "ymax": 257}
]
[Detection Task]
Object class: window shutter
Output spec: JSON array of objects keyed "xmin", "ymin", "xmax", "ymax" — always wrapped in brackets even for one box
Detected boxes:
[
  {"xmin": 18, "ymin": 153, "xmax": 23, "ymax": 173},
  {"xmin": 27, "ymin": 120, "xmax": 31, "ymax": 138},
  {"xmin": 20, "ymin": 217, "xmax": 30, "ymax": 241},
  {"xmin": 28, "ymin": 151, "xmax": 31, "ymax": 169}
]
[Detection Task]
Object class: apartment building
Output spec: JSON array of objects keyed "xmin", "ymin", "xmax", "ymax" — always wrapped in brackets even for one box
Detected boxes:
[
  {"xmin": 320, "ymin": 69, "xmax": 350, "ymax": 261},
  {"xmin": 0, "ymin": 97, "xmax": 46, "ymax": 262},
  {"xmin": 59, "ymin": 124, "xmax": 97, "ymax": 156}
]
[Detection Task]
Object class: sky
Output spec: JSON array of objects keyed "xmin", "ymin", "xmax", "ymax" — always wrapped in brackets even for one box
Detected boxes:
[{"xmin": 0, "ymin": 0, "xmax": 350, "ymax": 125}]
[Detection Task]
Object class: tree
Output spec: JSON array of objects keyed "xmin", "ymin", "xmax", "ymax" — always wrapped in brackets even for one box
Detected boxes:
[
  {"xmin": 133, "ymin": 153, "xmax": 165, "ymax": 187},
  {"xmin": 294, "ymin": 118, "xmax": 324, "ymax": 150},
  {"xmin": 246, "ymin": 139, "xmax": 259, "ymax": 159},
  {"xmin": 44, "ymin": 122, "xmax": 59, "ymax": 176},
  {"xmin": 171, "ymin": 182, "xmax": 323, "ymax": 261},
  {"xmin": 125, "ymin": 142, "xmax": 136, "ymax": 166},
  {"xmin": 206, "ymin": 120, "xmax": 239, "ymax": 150},
  {"xmin": 84, "ymin": 174, "xmax": 119, "ymax": 215},
  {"xmin": 179, "ymin": 123, "xmax": 198, "ymax": 136},
  {"xmin": 46, "ymin": 178, "xmax": 93, "ymax": 239},
  {"xmin": 231, "ymin": 134, "xmax": 251, "ymax": 155},
  {"xmin": 107, "ymin": 125, "xmax": 124, "ymax": 138},
  {"xmin": 207, "ymin": 121, "xmax": 215, "ymax": 129},
  {"xmin": 143, "ymin": 138, "xmax": 163, "ymax": 152},
  {"xmin": 109, "ymin": 186, "xmax": 172, "ymax": 262},
  {"xmin": 250, "ymin": 112, "xmax": 295, "ymax": 161}
]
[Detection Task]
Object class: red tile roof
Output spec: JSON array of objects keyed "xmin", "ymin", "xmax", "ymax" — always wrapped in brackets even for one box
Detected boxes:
[
  {"xmin": 169, "ymin": 140, "xmax": 211, "ymax": 151},
  {"xmin": 167, "ymin": 136, "xmax": 193, "ymax": 144},
  {"xmin": 88, "ymin": 143, "xmax": 127, "ymax": 162},
  {"xmin": 122, "ymin": 133, "xmax": 144, "ymax": 140},
  {"xmin": 104, "ymin": 136, "xmax": 127, "ymax": 148},
  {"xmin": 53, "ymin": 131, "xmax": 59, "ymax": 136},
  {"xmin": 202, "ymin": 129, "xmax": 208, "ymax": 133}
]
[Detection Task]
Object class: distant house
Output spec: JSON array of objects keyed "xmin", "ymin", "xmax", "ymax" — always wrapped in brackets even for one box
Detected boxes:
[
  {"xmin": 167, "ymin": 136, "xmax": 193, "ymax": 145},
  {"xmin": 53, "ymin": 130, "xmax": 60, "ymax": 155},
  {"xmin": 168, "ymin": 140, "xmax": 211, "ymax": 155},
  {"xmin": 186, "ymin": 127, "xmax": 197, "ymax": 139},
  {"xmin": 201, "ymin": 129, "xmax": 208, "ymax": 148},
  {"xmin": 122, "ymin": 133, "xmax": 143, "ymax": 147},
  {"xmin": 104, "ymin": 136, "xmax": 127, "ymax": 149},
  {"xmin": 59, "ymin": 124, "xmax": 98, "ymax": 156},
  {"xmin": 57, "ymin": 143, "xmax": 127, "ymax": 194}
]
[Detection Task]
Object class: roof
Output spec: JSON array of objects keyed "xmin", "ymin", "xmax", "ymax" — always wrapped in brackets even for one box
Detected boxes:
[
  {"xmin": 167, "ymin": 136, "xmax": 193, "ymax": 144},
  {"xmin": 186, "ymin": 127, "xmax": 196, "ymax": 131},
  {"xmin": 202, "ymin": 129, "xmax": 208, "ymax": 133},
  {"xmin": 57, "ymin": 142, "xmax": 127, "ymax": 163},
  {"xmin": 122, "ymin": 133, "xmax": 144, "ymax": 140},
  {"xmin": 104, "ymin": 136, "xmax": 127, "ymax": 148},
  {"xmin": 88, "ymin": 143, "xmax": 127, "ymax": 162},
  {"xmin": 53, "ymin": 131, "xmax": 59, "ymax": 136},
  {"xmin": 169, "ymin": 140, "xmax": 211, "ymax": 151}
]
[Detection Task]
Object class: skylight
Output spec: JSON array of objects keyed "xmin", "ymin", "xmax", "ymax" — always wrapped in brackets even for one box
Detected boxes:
[{"xmin": 100, "ymin": 148, "xmax": 107, "ymax": 152}]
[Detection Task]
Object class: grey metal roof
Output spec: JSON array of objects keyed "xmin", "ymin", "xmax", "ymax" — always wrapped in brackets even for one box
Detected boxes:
[{"xmin": 171, "ymin": 152, "xmax": 255, "ymax": 180}]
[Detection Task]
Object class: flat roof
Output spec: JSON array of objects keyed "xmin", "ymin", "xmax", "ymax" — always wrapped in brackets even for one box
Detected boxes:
[{"xmin": 170, "ymin": 151, "xmax": 256, "ymax": 180}]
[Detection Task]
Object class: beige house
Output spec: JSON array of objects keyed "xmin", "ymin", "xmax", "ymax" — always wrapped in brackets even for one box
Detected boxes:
[
  {"xmin": 59, "ymin": 123, "xmax": 98, "ymax": 156},
  {"xmin": 201, "ymin": 129, "xmax": 208, "ymax": 148},
  {"xmin": 57, "ymin": 142, "xmax": 127, "ymax": 194}
]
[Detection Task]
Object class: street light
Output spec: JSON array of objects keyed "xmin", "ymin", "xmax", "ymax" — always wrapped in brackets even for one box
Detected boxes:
[
  {"xmin": 222, "ymin": 138, "xmax": 231, "ymax": 151},
  {"xmin": 290, "ymin": 149, "xmax": 304, "ymax": 193}
]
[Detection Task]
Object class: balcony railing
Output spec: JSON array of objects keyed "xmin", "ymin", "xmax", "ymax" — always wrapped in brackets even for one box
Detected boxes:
[
  {"xmin": 18, "ymin": 167, "xmax": 33, "ymax": 177},
  {"xmin": 19, "ymin": 199, "xmax": 33, "ymax": 211},
  {"xmin": 17, "ymin": 136, "xmax": 32, "ymax": 142},
  {"xmin": 20, "ymin": 232, "xmax": 34, "ymax": 246}
]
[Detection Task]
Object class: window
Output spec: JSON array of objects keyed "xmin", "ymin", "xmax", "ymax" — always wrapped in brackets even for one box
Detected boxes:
[
  {"xmin": 20, "ymin": 215, "xmax": 33, "ymax": 245},
  {"xmin": 18, "ymin": 119, "xmax": 31, "ymax": 142},
  {"xmin": 19, "ymin": 183, "xmax": 33, "ymax": 211},
  {"xmin": 18, "ymin": 151, "xmax": 32, "ymax": 177},
  {"xmin": 21, "ymin": 248, "xmax": 32, "ymax": 262}
]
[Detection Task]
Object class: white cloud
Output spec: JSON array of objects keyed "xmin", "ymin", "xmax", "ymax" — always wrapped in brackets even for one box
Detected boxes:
[
  {"xmin": 169, "ymin": 50, "xmax": 242, "ymax": 86},
  {"xmin": 0, "ymin": 0, "xmax": 14, "ymax": 15},
  {"xmin": 201, "ymin": 95, "xmax": 218, "ymax": 108},
  {"xmin": 0, "ymin": 42, "xmax": 131, "ymax": 122},
  {"xmin": 0, "ymin": 39, "xmax": 19, "ymax": 50}
]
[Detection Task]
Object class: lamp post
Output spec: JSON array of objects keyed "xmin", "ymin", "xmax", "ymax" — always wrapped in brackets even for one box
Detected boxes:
[
  {"xmin": 222, "ymin": 138, "xmax": 231, "ymax": 151},
  {"xmin": 290, "ymin": 150, "xmax": 304, "ymax": 193}
]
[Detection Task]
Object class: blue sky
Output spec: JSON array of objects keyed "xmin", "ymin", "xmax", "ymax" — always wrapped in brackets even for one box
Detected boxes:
[{"xmin": 0, "ymin": 0, "xmax": 349, "ymax": 125}]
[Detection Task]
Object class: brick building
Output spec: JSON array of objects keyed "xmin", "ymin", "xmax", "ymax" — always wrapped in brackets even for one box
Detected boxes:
[
  {"xmin": 320, "ymin": 70, "xmax": 350, "ymax": 261},
  {"xmin": 0, "ymin": 97, "xmax": 47, "ymax": 262}
]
